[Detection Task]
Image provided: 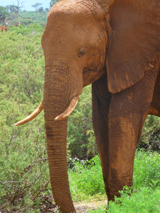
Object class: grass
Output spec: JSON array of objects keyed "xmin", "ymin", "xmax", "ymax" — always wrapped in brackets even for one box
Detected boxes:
[{"xmin": 68, "ymin": 151, "xmax": 160, "ymax": 212}]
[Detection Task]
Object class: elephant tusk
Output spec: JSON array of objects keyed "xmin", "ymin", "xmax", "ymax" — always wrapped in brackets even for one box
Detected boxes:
[
  {"xmin": 54, "ymin": 96, "xmax": 79, "ymax": 121},
  {"xmin": 14, "ymin": 101, "xmax": 44, "ymax": 126}
]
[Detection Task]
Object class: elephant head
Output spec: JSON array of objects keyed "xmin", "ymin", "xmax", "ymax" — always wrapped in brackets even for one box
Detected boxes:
[{"xmin": 15, "ymin": 0, "xmax": 160, "ymax": 212}]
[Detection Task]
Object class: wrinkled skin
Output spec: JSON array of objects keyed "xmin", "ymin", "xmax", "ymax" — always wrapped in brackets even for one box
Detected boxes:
[
  {"xmin": 15, "ymin": 0, "xmax": 160, "ymax": 212},
  {"xmin": 0, "ymin": 25, "xmax": 8, "ymax": 31}
]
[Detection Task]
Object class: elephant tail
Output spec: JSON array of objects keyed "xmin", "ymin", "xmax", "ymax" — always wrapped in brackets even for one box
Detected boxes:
[{"xmin": 14, "ymin": 101, "xmax": 44, "ymax": 126}]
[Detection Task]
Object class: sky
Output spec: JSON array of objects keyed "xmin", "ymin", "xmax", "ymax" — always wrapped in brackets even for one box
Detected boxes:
[{"xmin": 0, "ymin": 0, "xmax": 52, "ymax": 11}]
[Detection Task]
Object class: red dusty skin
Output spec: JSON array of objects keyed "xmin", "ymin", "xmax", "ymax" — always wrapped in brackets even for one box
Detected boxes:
[
  {"xmin": 43, "ymin": 91, "xmax": 77, "ymax": 212},
  {"xmin": 43, "ymin": 61, "xmax": 82, "ymax": 212},
  {"xmin": 45, "ymin": 118, "xmax": 76, "ymax": 213}
]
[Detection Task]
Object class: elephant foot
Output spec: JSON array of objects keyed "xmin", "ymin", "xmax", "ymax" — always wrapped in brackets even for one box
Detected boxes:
[
  {"xmin": 107, "ymin": 186, "xmax": 133, "ymax": 202},
  {"xmin": 107, "ymin": 192, "xmax": 120, "ymax": 202}
]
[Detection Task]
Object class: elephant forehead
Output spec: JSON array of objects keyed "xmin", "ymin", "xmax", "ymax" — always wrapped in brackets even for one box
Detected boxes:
[
  {"xmin": 47, "ymin": 0, "xmax": 106, "ymax": 27},
  {"xmin": 72, "ymin": 23, "xmax": 103, "ymax": 43},
  {"xmin": 48, "ymin": 3, "xmax": 92, "ymax": 22},
  {"xmin": 42, "ymin": 17, "xmax": 105, "ymax": 50},
  {"xmin": 48, "ymin": 0, "xmax": 103, "ymax": 16}
]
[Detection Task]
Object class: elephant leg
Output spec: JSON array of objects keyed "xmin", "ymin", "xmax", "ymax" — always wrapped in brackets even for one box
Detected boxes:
[
  {"xmin": 92, "ymin": 74, "xmax": 111, "ymax": 200},
  {"xmin": 107, "ymin": 67, "xmax": 159, "ymax": 201}
]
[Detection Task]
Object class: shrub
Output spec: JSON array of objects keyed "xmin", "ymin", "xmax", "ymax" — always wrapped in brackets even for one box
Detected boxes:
[
  {"xmin": 139, "ymin": 115, "xmax": 160, "ymax": 151},
  {"xmin": 67, "ymin": 86, "xmax": 98, "ymax": 160},
  {"xmin": 69, "ymin": 152, "xmax": 160, "ymax": 212}
]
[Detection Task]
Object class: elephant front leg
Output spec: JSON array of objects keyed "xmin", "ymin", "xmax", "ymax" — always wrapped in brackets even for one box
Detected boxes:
[
  {"xmin": 107, "ymin": 68, "xmax": 158, "ymax": 201},
  {"xmin": 92, "ymin": 74, "xmax": 111, "ymax": 201},
  {"xmin": 107, "ymin": 108, "xmax": 141, "ymax": 200}
]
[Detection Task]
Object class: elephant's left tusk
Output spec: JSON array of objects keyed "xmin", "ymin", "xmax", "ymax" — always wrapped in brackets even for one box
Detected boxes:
[
  {"xmin": 54, "ymin": 96, "xmax": 79, "ymax": 121},
  {"xmin": 14, "ymin": 101, "xmax": 44, "ymax": 126}
]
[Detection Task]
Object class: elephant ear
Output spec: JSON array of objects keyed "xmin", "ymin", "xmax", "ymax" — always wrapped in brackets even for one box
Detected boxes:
[{"xmin": 107, "ymin": 0, "xmax": 160, "ymax": 93}]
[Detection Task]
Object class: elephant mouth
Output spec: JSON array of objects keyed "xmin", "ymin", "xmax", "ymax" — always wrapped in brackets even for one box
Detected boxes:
[
  {"xmin": 83, "ymin": 67, "xmax": 106, "ymax": 86},
  {"xmin": 14, "ymin": 95, "xmax": 79, "ymax": 126}
]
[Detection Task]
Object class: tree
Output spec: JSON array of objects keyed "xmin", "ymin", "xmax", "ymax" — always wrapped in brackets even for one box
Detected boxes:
[
  {"xmin": 6, "ymin": 5, "xmax": 19, "ymax": 13},
  {"xmin": 17, "ymin": 0, "xmax": 25, "ymax": 12},
  {"xmin": 50, "ymin": 0, "xmax": 59, "ymax": 8},
  {"xmin": 38, "ymin": 7, "xmax": 44, "ymax": 13},
  {"xmin": 32, "ymin": 3, "xmax": 42, "ymax": 11},
  {"xmin": 6, "ymin": 1, "xmax": 24, "ymax": 14},
  {"xmin": 0, "ymin": 6, "xmax": 10, "ymax": 23}
]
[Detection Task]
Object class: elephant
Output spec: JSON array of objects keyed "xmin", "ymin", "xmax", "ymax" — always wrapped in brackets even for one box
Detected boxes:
[
  {"xmin": 0, "ymin": 25, "xmax": 8, "ymax": 31},
  {"xmin": 14, "ymin": 0, "xmax": 160, "ymax": 212}
]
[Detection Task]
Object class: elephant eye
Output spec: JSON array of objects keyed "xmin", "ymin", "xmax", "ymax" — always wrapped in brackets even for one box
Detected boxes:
[{"xmin": 78, "ymin": 47, "xmax": 86, "ymax": 57}]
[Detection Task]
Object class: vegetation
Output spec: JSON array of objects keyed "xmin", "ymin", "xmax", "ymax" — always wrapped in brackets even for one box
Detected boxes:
[
  {"xmin": 0, "ymin": 6, "xmax": 10, "ymax": 21},
  {"xmin": 70, "ymin": 151, "xmax": 160, "ymax": 213},
  {"xmin": 0, "ymin": 5, "xmax": 49, "ymax": 27},
  {"xmin": 0, "ymin": 1, "xmax": 59, "ymax": 27},
  {"xmin": 0, "ymin": 24, "xmax": 160, "ymax": 212}
]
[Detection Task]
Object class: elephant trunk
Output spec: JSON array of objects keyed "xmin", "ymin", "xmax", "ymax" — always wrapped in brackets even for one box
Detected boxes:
[
  {"xmin": 43, "ymin": 64, "xmax": 82, "ymax": 212},
  {"xmin": 45, "ymin": 118, "xmax": 75, "ymax": 212}
]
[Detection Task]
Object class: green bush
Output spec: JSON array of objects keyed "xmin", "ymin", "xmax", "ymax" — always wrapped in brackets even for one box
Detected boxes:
[
  {"xmin": 8, "ymin": 23, "xmax": 44, "ymax": 35},
  {"xmin": 67, "ymin": 86, "xmax": 97, "ymax": 160},
  {"xmin": 133, "ymin": 151, "xmax": 160, "ymax": 189},
  {"xmin": 69, "ymin": 156, "xmax": 105, "ymax": 201},
  {"xmin": 69, "ymin": 151, "xmax": 160, "ymax": 212},
  {"xmin": 139, "ymin": 115, "xmax": 160, "ymax": 151},
  {"xmin": 0, "ymin": 26, "xmax": 44, "ymax": 104},
  {"xmin": 0, "ymin": 26, "xmax": 49, "ymax": 212},
  {"xmin": 7, "ymin": 10, "xmax": 48, "ymax": 27},
  {"xmin": 19, "ymin": 11, "xmax": 48, "ymax": 25},
  {"xmin": 104, "ymin": 187, "xmax": 160, "ymax": 213}
]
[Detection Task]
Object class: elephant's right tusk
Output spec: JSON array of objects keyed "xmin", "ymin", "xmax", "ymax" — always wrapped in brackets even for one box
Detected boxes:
[
  {"xmin": 54, "ymin": 96, "xmax": 79, "ymax": 121},
  {"xmin": 14, "ymin": 101, "xmax": 44, "ymax": 126}
]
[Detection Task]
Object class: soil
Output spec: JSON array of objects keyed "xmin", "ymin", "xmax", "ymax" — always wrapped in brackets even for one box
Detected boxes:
[
  {"xmin": 0, "ymin": 195, "xmax": 107, "ymax": 213},
  {"xmin": 38, "ymin": 199, "xmax": 107, "ymax": 212},
  {"xmin": 74, "ymin": 200, "xmax": 107, "ymax": 213}
]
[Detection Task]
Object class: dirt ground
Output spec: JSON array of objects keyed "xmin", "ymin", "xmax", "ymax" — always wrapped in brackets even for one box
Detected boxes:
[
  {"xmin": 0, "ymin": 196, "xmax": 107, "ymax": 213},
  {"xmin": 74, "ymin": 200, "xmax": 108, "ymax": 213},
  {"xmin": 38, "ymin": 197, "xmax": 108, "ymax": 212}
]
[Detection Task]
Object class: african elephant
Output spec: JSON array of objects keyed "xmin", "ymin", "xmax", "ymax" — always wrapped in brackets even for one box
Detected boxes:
[
  {"xmin": 0, "ymin": 25, "xmax": 8, "ymax": 31},
  {"xmin": 15, "ymin": 0, "xmax": 160, "ymax": 212}
]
